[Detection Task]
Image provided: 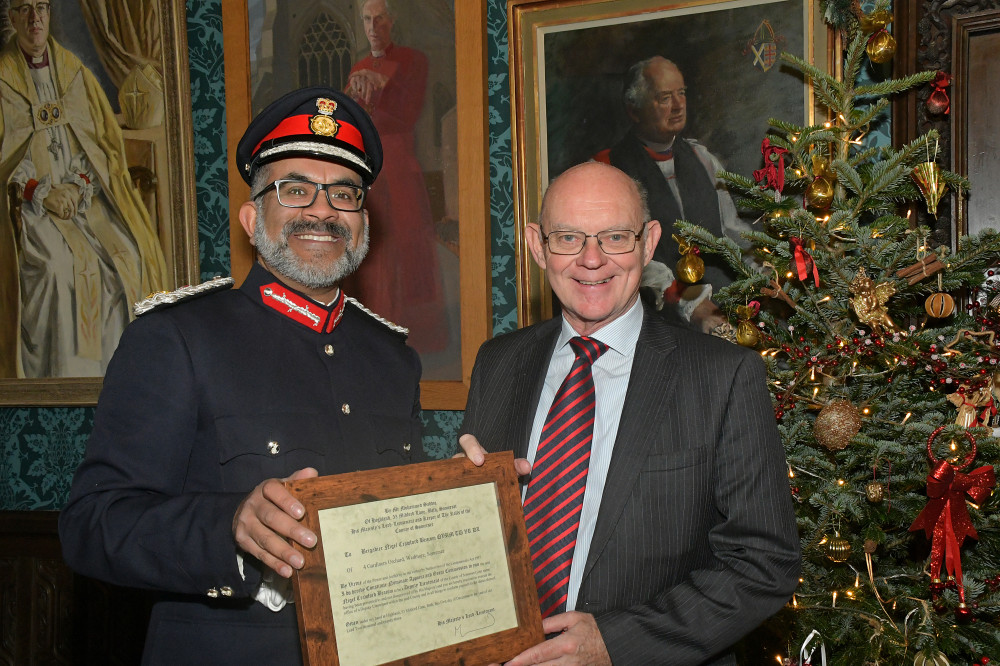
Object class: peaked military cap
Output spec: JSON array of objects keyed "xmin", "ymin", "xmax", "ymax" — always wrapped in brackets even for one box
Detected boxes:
[{"xmin": 236, "ymin": 87, "xmax": 382, "ymax": 186}]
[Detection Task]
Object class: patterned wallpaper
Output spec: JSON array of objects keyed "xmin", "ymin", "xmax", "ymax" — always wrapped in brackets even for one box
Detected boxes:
[{"xmin": 1, "ymin": 0, "xmax": 517, "ymax": 511}]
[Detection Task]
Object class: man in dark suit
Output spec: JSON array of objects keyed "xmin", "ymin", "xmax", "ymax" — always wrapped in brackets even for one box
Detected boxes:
[
  {"xmin": 59, "ymin": 87, "xmax": 424, "ymax": 664},
  {"xmin": 460, "ymin": 161, "xmax": 799, "ymax": 665}
]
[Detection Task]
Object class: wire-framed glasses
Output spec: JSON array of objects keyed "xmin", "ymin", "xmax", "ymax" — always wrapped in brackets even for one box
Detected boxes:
[
  {"xmin": 12, "ymin": 2, "xmax": 49, "ymax": 16},
  {"xmin": 251, "ymin": 179, "xmax": 366, "ymax": 212},
  {"xmin": 540, "ymin": 228, "xmax": 644, "ymax": 255}
]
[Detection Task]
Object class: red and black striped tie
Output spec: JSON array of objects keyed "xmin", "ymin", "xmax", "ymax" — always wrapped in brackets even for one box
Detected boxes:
[{"xmin": 524, "ymin": 335, "xmax": 609, "ymax": 618}]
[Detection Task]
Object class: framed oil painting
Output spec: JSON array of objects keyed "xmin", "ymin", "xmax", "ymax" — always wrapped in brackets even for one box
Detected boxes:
[
  {"xmin": 0, "ymin": 1, "xmax": 199, "ymax": 405},
  {"xmin": 222, "ymin": 0, "xmax": 490, "ymax": 410},
  {"xmin": 509, "ymin": 0, "xmax": 830, "ymax": 324}
]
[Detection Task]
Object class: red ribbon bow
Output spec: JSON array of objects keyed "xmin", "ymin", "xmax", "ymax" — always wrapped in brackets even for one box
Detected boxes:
[
  {"xmin": 752, "ymin": 138, "xmax": 790, "ymax": 193},
  {"xmin": 909, "ymin": 461, "xmax": 996, "ymax": 586},
  {"xmin": 790, "ymin": 237, "xmax": 819, "ymax": 287}
]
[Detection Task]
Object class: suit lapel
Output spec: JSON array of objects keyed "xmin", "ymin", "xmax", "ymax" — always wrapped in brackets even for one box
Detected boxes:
[
  {"xmin": 509, "ymin": 320, "xmax": 561, "ymax": 458},
  {"xmin": 583, "ymin": 311, "xmax": 682, "ymax": 580}
]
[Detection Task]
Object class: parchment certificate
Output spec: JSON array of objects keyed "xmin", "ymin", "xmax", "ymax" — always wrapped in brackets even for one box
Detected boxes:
[{"xmin": 318, "ymin": 483, "xmax": 518, "ymax": 666}]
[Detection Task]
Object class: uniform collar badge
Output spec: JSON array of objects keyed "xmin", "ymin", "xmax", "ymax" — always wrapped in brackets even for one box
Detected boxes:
[{"xmin": 260, "ymin": 283, "xmax": 346, "ymax": 333}]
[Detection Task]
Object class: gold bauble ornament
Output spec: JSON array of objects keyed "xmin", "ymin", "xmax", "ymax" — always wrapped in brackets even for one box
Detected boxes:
[
  {"xmin": 814, "ymin": 399, "xmax": 862, "ymax": 450},
  {"xmin": 825, "ymin": 533, "xmax": 851, "ymax": 562},
  {"xmin": 677, "ymin": 253, "xmax": 705, "ymax": 284},
  {"xmin": 736, "ymin": 320, "xmax": 760, "ymax": 347},
  {"xmin": 924, "ymin": 292, "xmax": 955, "ymax": 318},
  {"xmin": 914, "ymin": 651, "xmax": 950, "ymax": 666},
  {"xmin": 912, "ymin": 162, "xmax": 948, "ymax": 217},
  {"xmin": 865, "ymin": 480, "xmax": 884, "ymax": 503},
  {"xmin": 673, "ymin": 234, "xmax": 705, "ymax": 283},
  {"xmin": 804, "ymin": 177, "xmax": 834, "ymax": 209},
  {"xmin": 866, "ymin": 29, "xmax": 896, "ymax": 63}
]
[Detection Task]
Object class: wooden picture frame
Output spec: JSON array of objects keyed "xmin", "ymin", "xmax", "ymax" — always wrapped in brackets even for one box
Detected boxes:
[
  {"xmin": 508, "ymin": 0, "xmax": 829, "ymax": 325},
  {"xmin": 950, "ymin": 9, "xmax": 1000, "ymax": 243},
  {"xmin": 286, "ymin": 453, "xmax": 544, "ymax": 665},
  {"xmin": 221, "ymin": 0, "xmax": 491, "ymax": 410},
  {"xmin": 0, "ymin": 2, "xmax": 199, "ymax": 405}
]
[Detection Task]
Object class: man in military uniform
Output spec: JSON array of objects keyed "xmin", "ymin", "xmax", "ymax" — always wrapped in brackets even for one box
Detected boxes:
[{"xmin": 59, "ymin": 87, "xmax": 424, "ymax": 665}]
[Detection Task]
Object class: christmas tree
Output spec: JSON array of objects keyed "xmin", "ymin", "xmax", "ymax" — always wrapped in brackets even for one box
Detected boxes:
[{"xmin": 672, "ymin": 1, "xmax": 1000, "ymax": 663}]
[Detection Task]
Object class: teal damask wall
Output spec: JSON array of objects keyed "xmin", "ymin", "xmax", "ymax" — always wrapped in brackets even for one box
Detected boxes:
[{"xmin": 1, "ymin": 0, "xmax": 517, "ymax": 510}]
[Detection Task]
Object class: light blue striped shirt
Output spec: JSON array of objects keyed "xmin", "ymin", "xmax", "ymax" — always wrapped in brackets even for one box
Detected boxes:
[{"xmin": 525, "ymin": 298, "xmax": 643, "ymax": 611}]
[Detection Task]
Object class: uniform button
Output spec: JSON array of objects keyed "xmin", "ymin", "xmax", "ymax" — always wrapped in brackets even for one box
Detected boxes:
[
  {"xmin": 206, "ymin": 588, "xmax": 219, "ymax": 598},
  {"xmin": 403, "ymin": 442, "xmax": 411, "ymax": 452},
  {"xmin": 341, "ymin": 403, "xmax": 350, "ymax": 414},
  {"xmin": 220, "ymin": 586, "xmax": 233, "ymax": 597},
  {"xmin": 324, "ymin": 344, "xmax": 334, "ymax": 356},
  {"xmin": 267, "ymin": 441, "xmax": 280, "ymax": 455}
]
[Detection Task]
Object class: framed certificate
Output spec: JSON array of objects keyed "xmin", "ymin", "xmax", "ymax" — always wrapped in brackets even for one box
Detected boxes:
[{"xmin": 285, "ymin": 453, "xmax": 543, "ymax": 666}]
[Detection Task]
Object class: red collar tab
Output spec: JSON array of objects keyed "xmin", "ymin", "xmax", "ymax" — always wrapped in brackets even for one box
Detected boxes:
[{"xmin": 259, "ymin": 283, "xmax": 346, "ymax": 333}]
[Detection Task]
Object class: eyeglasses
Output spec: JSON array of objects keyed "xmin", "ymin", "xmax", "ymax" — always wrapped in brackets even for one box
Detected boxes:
[
  {"xmin": 251, "ymin": 179, "xmax": 366, "ymax": 212},
  {"xmin": 12, "ymin": 2, "xmax": 49, "ymax": 16},
  {"xmin": 540, "ymin": 228, "xmax": 644, "ymax": 255}
]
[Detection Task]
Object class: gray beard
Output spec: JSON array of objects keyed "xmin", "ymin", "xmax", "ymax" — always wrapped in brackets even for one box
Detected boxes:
[{"xmin": 253, "ymin": 213, "xmax": 369, "ymax": 289}]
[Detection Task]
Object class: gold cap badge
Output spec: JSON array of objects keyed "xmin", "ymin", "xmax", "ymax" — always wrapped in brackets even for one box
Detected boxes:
[{"xmin": 310, "ymin": 98, "xmax": 340, "ymax": 135}]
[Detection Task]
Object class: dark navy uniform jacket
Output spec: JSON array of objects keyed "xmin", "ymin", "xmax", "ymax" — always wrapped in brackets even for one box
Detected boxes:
[{"xmin": 59, "ymin": 263, "xmax": 424, "ymax": 664}]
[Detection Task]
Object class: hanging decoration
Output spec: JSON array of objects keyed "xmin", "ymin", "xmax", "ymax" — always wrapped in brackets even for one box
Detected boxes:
[
  {"xmin": 912, "ymin": 138, "xmax": 947, "ymax": 218},
  {"xmin": 674, "ymin": 235, "xmax": 705, "ymax": 284},
  {"xmin": 861, "ymin": 9, "xmax": 896, "ymax": 63},
  {"xmin": 848, "ymin": 267, "xmax": 897, "ymax": 333},
  {"xmin": 925, "ymin": 292, "xmax": 955, "ymax": 319},
  {"xmin": 926, "ymin": 71, "xmax": 952, "ymax": 115},
  {"xmin": 814, "ymin": 399, "xmax": 862, "ymax": 450},
  {"xmin": 912, "ymin": 162, "xmax": 947, "ymax": 218},
  {"xmin": 925, "ymin": 274, "xmax": 955, "ymax": 319},
  {"xmin": 790, "ymin": 237, "xmax": 820, "ymax": 287},
  {"xmin": 909, "ymin": 427, "xmax": 996, "ymax": 617},
  {"xmin": 735, "ymin": 301, "xmax": 761, "ymax": 347},
  {"xmin": 804, "ymin": 155, "xmax": 835, "ymax": 210},
  {"xmin": 753, "ymin": 137, "xmax": 790, "ymax": 192},
  {"xmin": 945, "ymin": 384, "xmax": 992, "ymax": 428},
  {"xmin": 896, "ymin": 253, "xmax": 945, "ymax": 286},
  {"xmin": 824, "ymin": 531, "xmax": 852, "ymax": 562},
  {"xmin": 866, "ymin": 459, "xmax": 891, "ymax": 508}
]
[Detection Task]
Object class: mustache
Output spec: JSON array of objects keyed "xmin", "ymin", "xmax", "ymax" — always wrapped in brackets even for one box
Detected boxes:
[{"xmin": 281, "ymin": 219, "xmax": 353, "ymax": 242}]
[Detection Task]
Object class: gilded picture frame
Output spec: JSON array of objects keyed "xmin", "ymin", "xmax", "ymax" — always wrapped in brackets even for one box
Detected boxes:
[
  {"xmin": 0, "ymin": 1, "xmax": 199, "ymax": 405},
  {"xmin": 221, "ymin": 0, "xmax": 490, "ymax": 410},
  {"xmin": 508, "ymin": 0, "xmax": 830, "ymax": 325}
]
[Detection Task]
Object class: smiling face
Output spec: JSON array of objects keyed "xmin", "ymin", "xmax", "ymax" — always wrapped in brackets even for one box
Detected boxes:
[
  {"xmin": 627, "ymin": 57, "xmax": 687, "ymax": 144},
  {"xmin": 239, "ymin": 157, "xmax": 369, "ymax": 302},
  {"xmin": 362, "ymin": 0, "xmax": 394, "ymax": 53},
  {"xmin": 527, "ymin": 162, "xmax": 661, "ymax": 336},
  {"xmin": 9, "ymin": 1, "xmax": 50, "ymax": 57}
]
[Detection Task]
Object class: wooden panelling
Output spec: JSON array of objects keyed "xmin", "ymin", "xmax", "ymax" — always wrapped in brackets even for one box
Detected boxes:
[{"xmin": 0, "ymin": 512, "xmax": 150, "ymax": 665}]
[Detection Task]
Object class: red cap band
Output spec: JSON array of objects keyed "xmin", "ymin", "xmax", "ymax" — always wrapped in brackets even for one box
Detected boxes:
[{"xmin": 253, "ymin": 114, "xmax": 364, "ymax": 156}]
